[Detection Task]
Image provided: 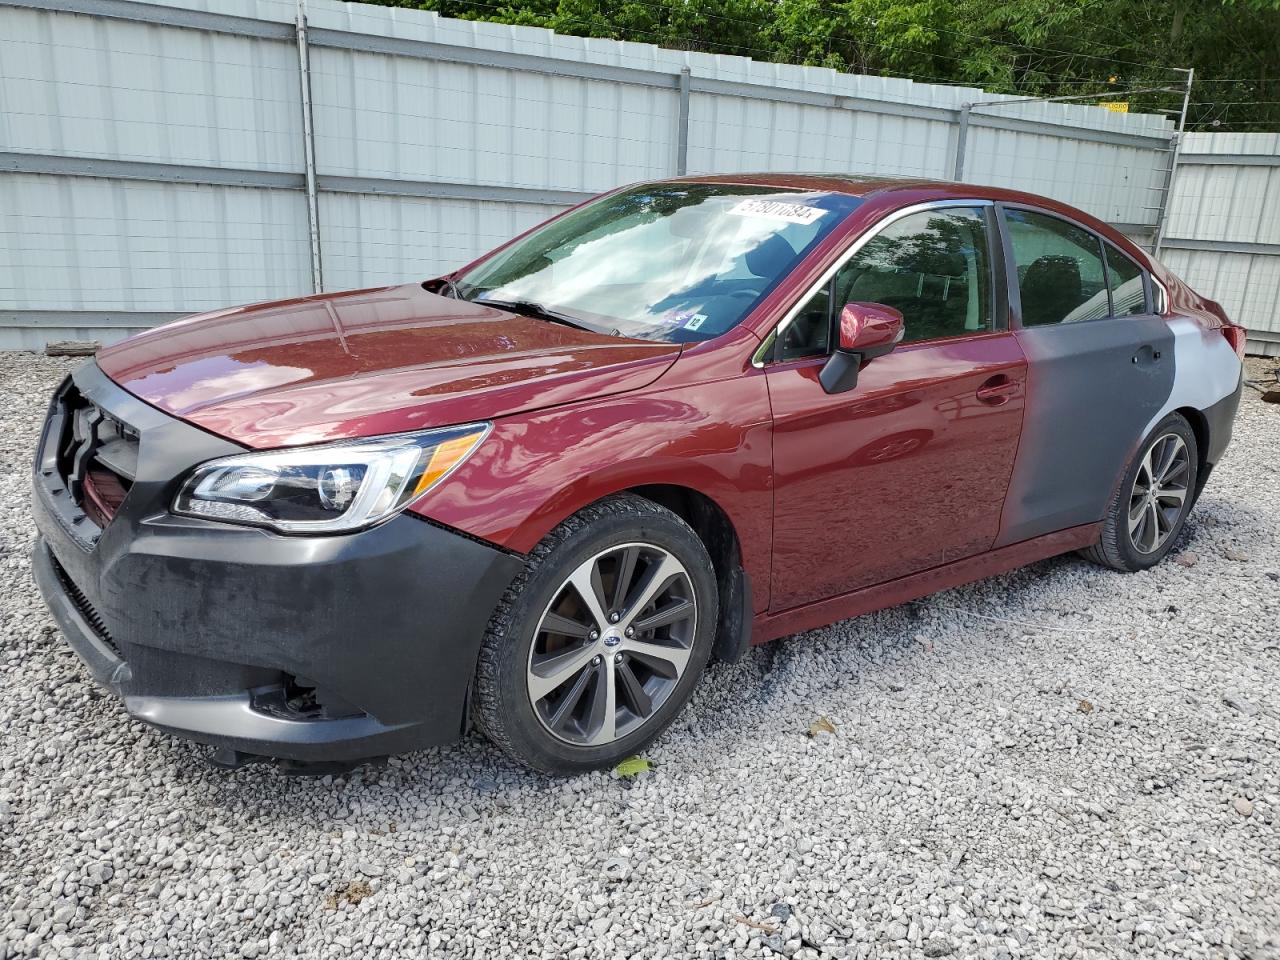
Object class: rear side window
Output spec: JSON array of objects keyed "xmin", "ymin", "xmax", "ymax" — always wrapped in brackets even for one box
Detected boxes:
[
  {"xmin": 1104, "ymin": 243, "xmax": 1149, "ymax": 316},
  {"xmin": 1004, "ymin": 209, "xmax": 1109, "ymax": 326}
]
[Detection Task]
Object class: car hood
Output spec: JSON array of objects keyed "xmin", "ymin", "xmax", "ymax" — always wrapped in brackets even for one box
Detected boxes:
[{"xmin": 96, "ymin": 284, "xmax": 681, "ymax": 448}]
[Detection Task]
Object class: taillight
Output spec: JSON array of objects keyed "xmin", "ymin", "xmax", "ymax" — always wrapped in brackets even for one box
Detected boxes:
[{"xmin": 1221, "ymin": 324, "xmax": 1248, "ymax": 360}]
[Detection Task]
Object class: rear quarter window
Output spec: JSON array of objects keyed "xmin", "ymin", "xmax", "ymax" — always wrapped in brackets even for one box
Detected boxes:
[{"xmin": 1104, "ymin": 244, "xmax": 1150, "ymax": 316}]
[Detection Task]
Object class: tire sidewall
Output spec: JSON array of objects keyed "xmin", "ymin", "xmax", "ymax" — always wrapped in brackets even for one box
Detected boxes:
[
  {"xmin": 488, "ymin": 503, "xmax": 718, "ymax": 773},
  {"xmin": 1111, "ymin": 414, "xmax": 1199, "ymax": 570}
]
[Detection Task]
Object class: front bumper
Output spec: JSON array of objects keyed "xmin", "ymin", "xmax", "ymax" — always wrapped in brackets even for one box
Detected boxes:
[{"xmin": 31, "ymin": 362, "xmax": 522, "ymax": 763}]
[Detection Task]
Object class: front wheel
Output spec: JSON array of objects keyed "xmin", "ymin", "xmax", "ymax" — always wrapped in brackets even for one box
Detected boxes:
[
  {"xmin": 1082, "ymin": 413, "xmax": 1199, "ymax": 572},
  {"xmin": 472, "ymin": 494, "xmax": 718, "ymax": 774}
]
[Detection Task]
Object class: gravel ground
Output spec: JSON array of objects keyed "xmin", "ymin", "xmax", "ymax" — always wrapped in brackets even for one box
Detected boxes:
[{"xmin": 1, "ymin": 351, "xmax": 1278, "ymax": 960}]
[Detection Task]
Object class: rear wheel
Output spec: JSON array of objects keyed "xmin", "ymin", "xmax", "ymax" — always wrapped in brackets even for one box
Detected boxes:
[
  {"xmin": 473, "ymin": 494, "xmax": 717, "ymax": 774},
  {"xmin": 1082, "ymin": 413, "xmax": 1198, "ymax": 571}
]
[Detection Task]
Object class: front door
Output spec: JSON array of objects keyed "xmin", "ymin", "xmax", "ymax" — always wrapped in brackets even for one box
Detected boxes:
[{"xmin": 765, "ymin": 203, "xmax": 1028, "ymax": 611}]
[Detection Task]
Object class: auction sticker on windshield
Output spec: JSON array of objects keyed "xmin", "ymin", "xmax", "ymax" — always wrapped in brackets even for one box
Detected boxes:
[{"xmin": 729, "ymin": 198, "xmax": 826, "ymax": 225}]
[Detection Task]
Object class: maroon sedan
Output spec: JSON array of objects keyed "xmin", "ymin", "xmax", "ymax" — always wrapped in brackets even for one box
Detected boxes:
[{"xmin": 32, "ymin": 175, "xmax": 1246, "ymax": 774}]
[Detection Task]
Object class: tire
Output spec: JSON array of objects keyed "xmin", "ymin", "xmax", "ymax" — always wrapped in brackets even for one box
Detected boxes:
[
  {"xmin": 1081, "ymin": 412, "xmax": 1199, "ymax": 572},
  {"xmin": 472, "ymin": 493, "xmax": 718, "ymax": 774}
]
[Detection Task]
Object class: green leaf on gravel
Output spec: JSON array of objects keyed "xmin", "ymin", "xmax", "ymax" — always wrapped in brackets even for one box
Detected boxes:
[{"xmin": 614, "ymin": 756, "xmax": 653, "ymax": 778}]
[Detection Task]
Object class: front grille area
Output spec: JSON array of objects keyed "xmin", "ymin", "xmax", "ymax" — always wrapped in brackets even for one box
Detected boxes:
[
  {"xmin": 51, "ymin": 383, "xmax": 138, "ymax": 530},
  {"xmin": 82, "ymin": 468, "xmax": 129, "ymax": 530},
  {"xmin": 49, "ymin": 552, "xmax": 124, "ymax": 661}
]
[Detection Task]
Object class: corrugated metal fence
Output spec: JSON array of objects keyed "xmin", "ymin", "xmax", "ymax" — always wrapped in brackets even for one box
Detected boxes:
[
  {"xmin": 1160, "ymin": 132, "xmax": 1280, "ymax": 357},
  {"xmin": 0, "ymin": 0, "xmax": 1222, "ymax": 350}
]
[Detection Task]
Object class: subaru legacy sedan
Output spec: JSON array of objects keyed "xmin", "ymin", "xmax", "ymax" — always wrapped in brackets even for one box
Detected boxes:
[{"xmin": 31, "ymin": 175, "xmax": 1245, "ymax": 774}]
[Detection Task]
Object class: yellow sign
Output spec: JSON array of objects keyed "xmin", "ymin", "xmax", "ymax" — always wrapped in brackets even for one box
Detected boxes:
[{"xmin": 1103, "ymin": 101, "xmax": 1129, "ymax": 113}]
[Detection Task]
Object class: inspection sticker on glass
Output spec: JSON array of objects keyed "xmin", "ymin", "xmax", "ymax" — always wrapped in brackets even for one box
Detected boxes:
[
  {"xmin": 682, "ymin": 313, "xmax": 708, "ymax": 331},
  {"xmin": 729, "ymin": 198, "xmax": 826, "ymax": 225}
]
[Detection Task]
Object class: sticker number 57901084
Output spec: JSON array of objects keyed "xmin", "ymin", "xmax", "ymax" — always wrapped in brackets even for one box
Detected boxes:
[{"xmin": 729, "ymin": 198, "xmax": 826, "ymax": 225}]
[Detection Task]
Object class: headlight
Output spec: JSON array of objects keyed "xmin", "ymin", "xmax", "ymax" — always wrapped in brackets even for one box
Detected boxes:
[{"xmin": 173, "ymin": 423, "xmax": 489, "ymax": 534}]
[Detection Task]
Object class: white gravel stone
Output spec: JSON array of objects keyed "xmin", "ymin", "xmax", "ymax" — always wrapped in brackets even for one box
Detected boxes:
[{"xmin": 1, "ymin": 352, "xmax": 1278, "ymax": 959}]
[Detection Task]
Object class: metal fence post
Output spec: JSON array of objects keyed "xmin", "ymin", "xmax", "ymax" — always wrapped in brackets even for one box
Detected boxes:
[
  {"xmin": 676, "ymin": 67, "xmax": 691, "ymax": 176},
  {"xmin": 1153, "ymin": 67, "xmax": 1194, "ymax": 259},
  {"xmin": 295, "ymin": 0, "xmax": 324, "ymax": 293},
  {"xmin": 952, "ymin": 103, "xmax": 971, "ymax": 181}
]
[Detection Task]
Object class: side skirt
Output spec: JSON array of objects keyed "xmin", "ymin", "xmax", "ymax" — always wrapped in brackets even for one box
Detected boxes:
[{"xmin": 751, "ymin": 522, "xmax": 1102, "ymax": 645}]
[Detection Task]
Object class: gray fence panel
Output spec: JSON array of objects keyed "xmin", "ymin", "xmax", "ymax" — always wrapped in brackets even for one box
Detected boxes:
[
  {"xmin": 685, "ymin": 92, "xmax": 955, "ymax": 179},
  {"xmin": 965, "ymin": 128, "xmax": 1168, "ymax": 228},
  {"xmin": 0, "ymin": 172, "xmax": 312, "ymax": 310},
  {"xmin": 0, "ymin": 0, "xmax": 1190, "ymax": 350},
  {"xmin": 318, "ymin": 193, "xmax": 562, "ymax": 291},
  {"xmin": 0, "ymin": 5, "xmax": 303, "ymax": 171},
  {"xmin": 1161, "ymin": 132, "xmax": 1280, "ymax": 355}
]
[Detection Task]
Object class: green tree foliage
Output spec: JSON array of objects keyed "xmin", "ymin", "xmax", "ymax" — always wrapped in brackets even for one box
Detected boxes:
[{"xmin": 366, "ymin": 0, "xmax": 1280, "ymax": 129}]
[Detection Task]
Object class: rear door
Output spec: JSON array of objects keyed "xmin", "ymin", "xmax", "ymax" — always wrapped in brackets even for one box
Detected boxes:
[
  {"xmin": 765, "ymin": 200, "xmax": 1028, "ymax": 611},
  {"xmin": 994, "ymin": 205, "xmax": 1175, "ymax": 546}
]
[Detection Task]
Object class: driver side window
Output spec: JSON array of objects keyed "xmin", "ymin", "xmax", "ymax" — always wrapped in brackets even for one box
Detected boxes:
[{"xmin": 778, "ymin": 206, "xmax": 993, "ymax": 361}]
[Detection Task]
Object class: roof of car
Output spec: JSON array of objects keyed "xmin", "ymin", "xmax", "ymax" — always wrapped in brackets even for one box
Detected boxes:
[
  {"xmin": 634, "ymin": 172, "xmax": 1145, "ymax": 262},
  {"xmin": 669, "ymin": 172, "xmax": 958, "ymax": 196}
]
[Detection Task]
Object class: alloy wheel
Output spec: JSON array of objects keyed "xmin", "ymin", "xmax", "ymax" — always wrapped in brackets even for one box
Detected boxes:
[
  {"xmin": 526, "ymin": 543, "xmax": 697, "ymax": 746},
  {"xmin": 1128, "ymin": 433, "xmax": 1190, "ymax": 554}
]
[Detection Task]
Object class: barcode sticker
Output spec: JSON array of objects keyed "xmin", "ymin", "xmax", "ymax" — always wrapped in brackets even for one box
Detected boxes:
[{"xmin": 729, "ymin": 198, "xmax": 826, "ymax": 225}]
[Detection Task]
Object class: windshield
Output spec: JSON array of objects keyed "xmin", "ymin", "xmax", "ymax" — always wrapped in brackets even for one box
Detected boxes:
[{"xmin": 454, "ymin": 183, "xmax": 862, "ymax": 342}]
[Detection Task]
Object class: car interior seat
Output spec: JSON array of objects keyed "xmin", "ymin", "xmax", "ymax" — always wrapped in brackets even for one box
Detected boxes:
[
  {"xmin": 842, "ymin": 247, "xmax": 971, "ymax": 342},
  {"xmin": 1020, "ymin": 255, "xmax": 1082, "ymax": 326}
]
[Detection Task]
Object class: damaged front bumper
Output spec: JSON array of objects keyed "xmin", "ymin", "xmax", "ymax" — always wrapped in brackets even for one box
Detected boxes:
[{"xmin": 30, "ymin": 361, "xmax": 522, "ymax": 765}]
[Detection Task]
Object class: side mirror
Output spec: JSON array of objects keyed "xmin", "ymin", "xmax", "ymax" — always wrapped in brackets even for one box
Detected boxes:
[{"xmin": 819, "ymin": 302, "xmax": 904, "ymax": 394}]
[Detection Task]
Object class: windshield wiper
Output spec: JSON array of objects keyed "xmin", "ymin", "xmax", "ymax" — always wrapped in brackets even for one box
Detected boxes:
[{"xmin": 473, "ymin": 296, "xmax": 597, "ymax": 333}]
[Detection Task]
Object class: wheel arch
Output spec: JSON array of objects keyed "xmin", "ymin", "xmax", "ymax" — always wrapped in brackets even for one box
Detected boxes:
[
  {"xmin": 1173, "ymin": 405, "xmax": 1211, "ymax": 505},
  {"xmin": 625, "ymin": 484, "xmax": 754, "ymax": 663},
  {"xmin": 1107, "ymin": 405, "xmax": 1209, "ymax": 525},
  {"xmin": 411, "ymin": 385, "xmax": 776, "ymax": 630}
]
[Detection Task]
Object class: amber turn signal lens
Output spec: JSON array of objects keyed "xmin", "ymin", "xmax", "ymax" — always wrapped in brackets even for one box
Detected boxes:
[{"xmin": 413, "ymin": 431, "xmax": 487, "ymax": 497}]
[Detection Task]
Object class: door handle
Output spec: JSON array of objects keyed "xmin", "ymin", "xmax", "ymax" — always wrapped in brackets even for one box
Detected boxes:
[
  {"xmin": 1132, "ymin": 345, "xmax": 1162, "ymax": 364},
  {"xmin": 976, "ymin": 376, "xmax": 1020, "ymax": 405}
]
